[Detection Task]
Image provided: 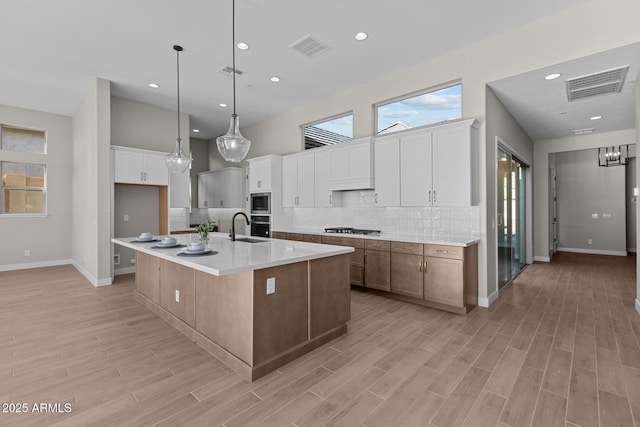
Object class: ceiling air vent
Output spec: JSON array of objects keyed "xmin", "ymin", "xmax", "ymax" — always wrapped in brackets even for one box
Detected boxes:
[
  {"xmin": 289, "ymin": 34, "xmax": 331, "ymax": 58},
  {"xmin": 565, "ymin": 65, "xmax": 629, "ymax": 102},
  {"xmin": 218, "ymin": 65, "xmax": 244, "ymax": 78}
]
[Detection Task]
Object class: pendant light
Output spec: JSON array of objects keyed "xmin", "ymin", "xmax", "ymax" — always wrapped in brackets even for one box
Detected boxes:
[
  {"xmin": 216, "ymin": 0, "xmax": 251, "ymax": 162},
  {"xmin": 164, "ymin": 45, "xmax": 192, "ymax": 174}
]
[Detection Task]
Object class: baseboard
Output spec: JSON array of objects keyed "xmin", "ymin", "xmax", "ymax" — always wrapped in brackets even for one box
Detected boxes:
[
  {"xmin": 0, "ymin": 259, "xmax": 73, "ymax": 272},
  {"xmin": 534, "ymin": 256, "xmax": 551, "ymax": 262},
  {"xmin": 557, "ymin": 247, "xmax": 627, "ymax": 257},
  {"xmin": 478, "ymin": 289, "xmax": 499, "ymax": 308},
  {"xmin": 115, "ymin": 266, "xmax": 136, "ymax": 275},
  {"xmin": 72, "ymin": 262, "xmax": 112, "ymax": 287},
  {"xmin": 636, "ymin": 299, "xmax": 640, "ymax": 316}
]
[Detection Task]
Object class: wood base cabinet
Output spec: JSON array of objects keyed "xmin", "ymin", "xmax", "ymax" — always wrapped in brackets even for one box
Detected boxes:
[
  {"xmin": 364, "ymin": 239, "xmax": 390, "ymax": 291},
  {"xmin": 390, "ymin": 241, "xmax": 424, "ymax": 299},
  {"xmin": 322, "ymin": 235, "xmax": 365, "ymax": 286}
]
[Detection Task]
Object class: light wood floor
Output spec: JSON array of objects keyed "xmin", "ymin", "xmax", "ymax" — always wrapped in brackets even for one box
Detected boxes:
[{"xmin": 0, "ymin": 252, "xmax": 639, "ymax": 426}]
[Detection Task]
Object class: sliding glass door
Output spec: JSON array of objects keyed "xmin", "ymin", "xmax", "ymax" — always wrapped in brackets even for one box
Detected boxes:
[{"xmin": 498, "ymin": 147, "xmax": 527, "ymax": 292}]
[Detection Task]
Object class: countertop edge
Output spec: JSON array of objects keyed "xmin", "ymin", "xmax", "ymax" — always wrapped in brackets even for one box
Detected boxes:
[{"xmin": 272, "ymin": 229, "xmax": 480, "ymax": 247}]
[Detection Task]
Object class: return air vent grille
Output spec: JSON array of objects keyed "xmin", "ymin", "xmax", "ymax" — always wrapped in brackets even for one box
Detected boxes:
[
  {"xmin": 565, "ymin": 65, "xmax": 629, "ymax": 102},
  {"xmin": 218, "ymin": 65, "xmax": 244, "ymax": 78},
  {"xmin": 289, "ymin": 34, "xmax": 331, "ymax": 58}
]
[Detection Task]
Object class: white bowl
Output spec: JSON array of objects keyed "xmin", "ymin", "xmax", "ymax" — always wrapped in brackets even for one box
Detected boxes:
[
  {"xmin": 161, "ymin": 237, "xmax": 177, "ymax": 245},
  {"xmin": 140, "ymin": 232, "xmax": 152, "ymax": 238},
  {"xmin": 187, "ymin": 242, "xmax": 205, "ymax": 251}
]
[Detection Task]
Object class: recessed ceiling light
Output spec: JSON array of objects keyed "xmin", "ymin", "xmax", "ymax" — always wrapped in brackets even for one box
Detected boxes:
[
  {"xmin": 545, "ymin": 73, "xmax": 562, "ymax": 80},
  {"xmin": 270, "ymin": 76, "xmax": 280, "ymax": 82},
  {"xmin": 219, "ymin": 103, "xmax": 228, "ymax": 108},
  {"xmin": 237, "ymin": 42, "xmax": 249, "ymax": 50},
  {"xmin": 355, "ymin": 32, "xmax": 368, "ymax": 41},
  {"xmin": 193, "ymin": 129, "xmax": 200, "ymax": 133},
  {"xmin": 148, "ymin": 83, "xmax": 160, "ymax": 88},
  {"xmin": 590, "ymin": 115, "xmax": 603, "ymax": 121}
]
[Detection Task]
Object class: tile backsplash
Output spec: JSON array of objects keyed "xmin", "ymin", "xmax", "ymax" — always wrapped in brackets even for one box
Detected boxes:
[{"xmin": 280, "ymin": 190, "xmax": 480, "ymax": 240}]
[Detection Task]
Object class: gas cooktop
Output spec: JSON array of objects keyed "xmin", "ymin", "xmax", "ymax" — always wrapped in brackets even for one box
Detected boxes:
[{"xmin": 324, "ymin": 227, "xmax": 381, "ymax": 236}]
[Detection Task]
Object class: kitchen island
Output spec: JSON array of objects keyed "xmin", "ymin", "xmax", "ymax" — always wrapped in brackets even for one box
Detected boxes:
[{"xmin": 113, "ymin": 233, "xmax": 353, "ymax": 381}]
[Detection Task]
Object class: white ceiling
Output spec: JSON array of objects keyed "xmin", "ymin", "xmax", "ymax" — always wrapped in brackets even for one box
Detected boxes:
[
  {"xmin": 489, "ymin": 42, "xmax": 640, "ymax": 142},
  {"xmin": 1, "ymin": 0, "xmax": 594, "ymax": 140}
]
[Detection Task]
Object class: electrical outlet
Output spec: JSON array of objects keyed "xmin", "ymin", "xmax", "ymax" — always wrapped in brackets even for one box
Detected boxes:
[
  {"xmin": 587, "ymin": 239, "xmax": 593, "ymax": 245},
  {"xmin": 24, "ymin": 249, "xmax": 30, "ymax": 257},
  {"xmin": 175, "ymin": 290, "xmax": 180, "ymax": 303},
  {"xmin": 266, "ymin": 277, "xmax": 276, "ymax": 295},
  {"xmin": 114, "ymin": 254, "xmax": 120, "ymax": 265},
  {"xmin": 123, "ymin": 214, "xmax": 129, "ymax": 221}
]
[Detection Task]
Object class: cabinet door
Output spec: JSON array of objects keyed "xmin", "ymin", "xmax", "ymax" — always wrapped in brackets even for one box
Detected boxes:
[
  {"xmin": 249, "ymin": 159, "xmax": 271, "ymax": 192},
  {"xmin": 197, "ymin": 173, "xmax": 212, "ymax": 208},
  {"xmin": 314, "ymin": 151, "xmax": 332, "ymax": 207},
  {"xmin": 432, "ymin": 124, "xmax": 471, "ymax": 206},
  {"xmin": 374, "ymin": 135, "xmax": 400, "ymax": 207},
  {"xmin": 135, "ymin": 252, "xmax": 160, "ymax": 303},
  {"xmin": 348, "ymin": 141, "xmax": 372, "ymax": 182},
  {"xmin": 144, "ymin": 153, "xmax": 169, "ymax": 186},
  {"xmin": 297, "ymin": 153, "xmax": 315, "ymax": 207},
  {"xmin": 114, "ymin": 149, "xmax": 143, "ymax": 184},
  {"xmin": 282, "ymin": 156, "xmax": 298, "ymax": 207},
  {"xmin": 364, "ymin": 249, "xmax": 390, "ymax": 291},
  {"xmin": 401, "ymin": 131, "xmax": 432, "ymax": 206},
  {"xmin": 159, "ymin": 259, "xmax": 196, "ymax": 327},
  {"xmin": 221, "ymin": 168, "xmax": 243, "ymax": 208},
  {"xmin": 424, "ymin": 256, "xmax": 464, "ymax": 307},
  {"xmin": 329, "ymin": 146, "xmax": 349, "ymax": 182},
  {"xmin": 170, "ymin": 164, "xmax": 190, "ymax": 208},
  {"xmin": 390, "ymin": 252, "xmax": 424, "ymax": 299}
]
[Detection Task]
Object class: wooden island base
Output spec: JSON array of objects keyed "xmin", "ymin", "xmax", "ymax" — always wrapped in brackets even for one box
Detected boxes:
[{"xmin": 133, "ymin": 252, "xmax": 351, "ymax": 381}]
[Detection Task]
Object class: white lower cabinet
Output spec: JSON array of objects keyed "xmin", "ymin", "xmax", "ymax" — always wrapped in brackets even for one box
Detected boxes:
[{"xmin": 197, "ymin": 168, "xmax": 243, "ymax": 209}]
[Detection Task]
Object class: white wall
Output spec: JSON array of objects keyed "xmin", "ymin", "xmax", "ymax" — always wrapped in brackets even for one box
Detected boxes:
[
  {"xmin": 0, "ymin": 105, "xmax": 73, "ymax": 270},
  {"xmin": 626, "ymin": 157, "xmax": 636, "ymax": 252},
  {"xmin": 71, "ymin": 78, "xmax": 111, "ymax": 286},
  {"xmin": 555, "ymin": 149, "xmax": 626, "ymax": 255},
  {"xmin": 485, "ymin": 88, "xmax": 534, "ymax": 304},
  {"xmin": 241, "ymin": 0, "xmax": 640, "ymax": 304},
  {"xmin": 636, "ymin": 73, "xmax": 640, "ymax": 315},
  {"xmin": 533, "ymin": 129, "xmax": 636, "ymax": 261}
]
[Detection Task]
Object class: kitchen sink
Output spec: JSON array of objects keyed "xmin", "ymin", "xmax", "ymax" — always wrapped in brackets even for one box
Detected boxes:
[{"xmin": 234, "ymin": 237, "xmax": 266, "ymax": 243}]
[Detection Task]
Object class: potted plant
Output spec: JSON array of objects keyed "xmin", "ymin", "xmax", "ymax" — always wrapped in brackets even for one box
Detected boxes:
[{"xmin": 195, "ymin": 219, "xmax": 216, "ymax": 244}]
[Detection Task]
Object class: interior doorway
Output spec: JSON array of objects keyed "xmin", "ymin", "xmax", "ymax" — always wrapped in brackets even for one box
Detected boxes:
[{"xmin": 498, "ymin": 146, "xmax": 528, "ymax": 292}]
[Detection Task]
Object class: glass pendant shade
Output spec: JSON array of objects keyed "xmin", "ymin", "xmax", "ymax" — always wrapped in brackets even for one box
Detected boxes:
[
  {"xmin": 165, "ymin": 138, "xmax": 191, "ymax": 173},
  {"xmin": 216, "ymin": 114, "xmax": 251, "ymax": 162}
]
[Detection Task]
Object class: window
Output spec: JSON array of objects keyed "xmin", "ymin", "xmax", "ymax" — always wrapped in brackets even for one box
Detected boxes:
[
  {"xmin": 1, "ymin": 125, "xmax": 46, "ymax": 153},
  {"xmin": 1, "ymin": 126, "xmax": 47, "ymax": 214},
  {"xmin": 376, "ymin": 83, "xmax": 462, "ymax": 134},
  {"xmin": 303, "ymin": 113, "xmax": 353, "ymax": 150}
]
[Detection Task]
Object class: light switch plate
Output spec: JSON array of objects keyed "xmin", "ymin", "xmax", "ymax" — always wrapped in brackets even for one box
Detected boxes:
[
  {"xmin": 602, "ymin": 213, "xmax": 612, "ymax": 219},
  {"xmin": 266, "ymin": 277, "xmax": 275, "ymax": 295},
  {"xmin": 175, "ymin": 289, "xmax": 180, "ymax": 302}
]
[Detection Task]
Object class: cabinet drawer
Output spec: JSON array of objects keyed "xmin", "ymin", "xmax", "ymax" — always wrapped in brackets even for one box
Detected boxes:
[
  {"xmin": 424, "ymin": 244, "xmax": 463, "ymax": 260},
  {"xmin": 271, "ymin": 231, "xmax": 287, "ymax": 239},
  {"xmin": 287, "ymin": 233, "xmax": 304, "ymax": 241},
  {"xmin": 303, "ymin": 234, "xmax": 322, "ymax": 243},
  {"xmin": 390, "ymin": 241, "xmax": 423, "ymax": 255},
  {"xmin": 351, "ymin": 248, "xmax": 364, "ymax": 266},
  {"xmin": 365, "ymin": 239, "xmax": 390, "ymax": 251},
  {"xmin": 321, "ymin": 235, "xmax": 365, "ymax": 249}
]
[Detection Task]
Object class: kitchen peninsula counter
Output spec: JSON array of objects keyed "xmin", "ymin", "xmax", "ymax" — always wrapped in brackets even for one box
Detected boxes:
[{"xmin": 113, "ymin": 233, "xmax": 353, "ymax": 381}]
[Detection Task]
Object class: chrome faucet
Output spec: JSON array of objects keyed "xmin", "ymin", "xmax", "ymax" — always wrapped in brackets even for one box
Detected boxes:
[{"xmin": 230, "ymin": 212, "xmax": 250, "ymax": 241}]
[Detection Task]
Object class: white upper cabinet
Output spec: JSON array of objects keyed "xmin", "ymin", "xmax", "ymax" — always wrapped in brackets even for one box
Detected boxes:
[
  {"xmin": 431, "ymin": 121, "xmax": 477, "ymax": 206},
  {"xmin": 282, "ymin": 153, "xmax": 315, "ymax": 207},
  {"xmin": 401, "ymin": 130, "xmax": 433, "ymax": 206},
  {"xmin": 329, "ymin": 137, "xmax": 374, "ymax": 191},
  {"xmin": 372, "ymin": 118, "xmax": 478, "ymax": 208},
  {"xmin": 248, "ymin": 156, "xmax": 276, "ymax": 193},
  {"xmin": 197, "ymin": 168, "xmax": 243, "ymax": 209},
  {"xmin": 113, "ymin": 146, "xmax": 169, "ymax": 186},
  {"xmin": 374, "ymin": 135, "xmax": 400, "ymax": 207},
  {"xmin": 314, "ymin": 151, "xmax": 342, "ymax": 207}
]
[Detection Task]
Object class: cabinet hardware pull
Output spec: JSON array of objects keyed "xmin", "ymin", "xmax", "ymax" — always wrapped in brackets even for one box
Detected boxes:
[
  {"xmin": 258, "ymin": 180, "xmax": 261, "ymax": 188},
  {"xmin": 329, "ymin": 194, "xmax": 332, "ymax": 205},
  {"xmin": 428, "ymin": 190, "xmax": 431, "ymax": 203},
  {"xmin": 419, "ymin": 260, "xmax": 423, "ymax": 272},
  {"xmin": 374, "ymin": 193, "xmax": 378, "ymax": 204},
  {"xmin": 436, "ymin": 250, "xmax": 449, "ymax": 254},
  {"xmin": 220, "ymin": 200, "xmax": 224, "ymax": 207},
  {"xmin": 140, "ymin": 171, "xmax": 144, "ymax": 181},
  {"xmin": 433, "ymin": 190, "xmax": 436, "ymax": 202},
  {"xmin": 424, "ymin": 261, "xmax": 427, "ymax": 273}
]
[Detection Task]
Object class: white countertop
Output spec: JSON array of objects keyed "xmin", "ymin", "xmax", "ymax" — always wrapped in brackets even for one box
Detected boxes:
[
  {"xmin": 113, "ymin": 232, "xmax": 354, "ymax": 277},
  {"xmin": 274, "ymin": 227, "xmax": 479, "ymax": 247}
]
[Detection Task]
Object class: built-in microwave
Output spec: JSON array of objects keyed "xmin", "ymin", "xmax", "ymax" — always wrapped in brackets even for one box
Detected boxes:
[{"xmin": 250, "ymin": 192, "xmax": 271, "ymax": 214}]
